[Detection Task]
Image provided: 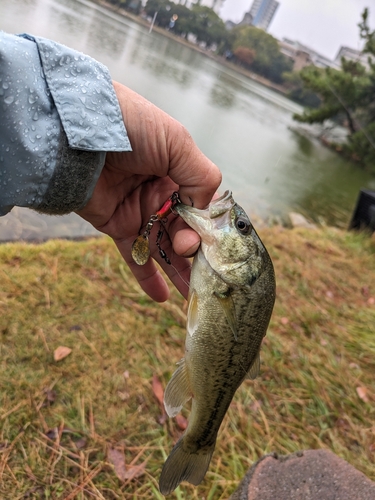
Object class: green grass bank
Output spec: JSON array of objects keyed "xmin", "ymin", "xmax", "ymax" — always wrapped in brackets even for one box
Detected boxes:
[{"xmin": 0, "ymin": 226, "xmax": 374, "ymax": 499}]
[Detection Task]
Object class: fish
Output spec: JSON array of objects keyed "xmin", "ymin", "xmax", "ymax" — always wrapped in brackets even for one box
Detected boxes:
[{"xmin": 159, "ymin": 190, "xmax": 276, "ymax": 495}]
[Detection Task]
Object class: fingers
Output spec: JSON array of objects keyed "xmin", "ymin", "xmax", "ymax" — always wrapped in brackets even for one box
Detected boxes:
[
  {"xmin": 167, "ymin": 215, "xmax": 201, "ymax": 257},
  {"xmin": 115, "ymin": 239, "xmax": 170, "ymax": 302},
  {"xmin": 172, "ymin": 228, "xmax": 200, "ymax": 257},
  {"xmin": 114, "ymin": 235, "xmax": 191, "ymax": 302}
]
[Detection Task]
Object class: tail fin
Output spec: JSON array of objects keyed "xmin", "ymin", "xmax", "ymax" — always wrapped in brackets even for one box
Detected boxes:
[{"xmin": 159, "ymin": 438, "xmax": 215, "ymax": 495}]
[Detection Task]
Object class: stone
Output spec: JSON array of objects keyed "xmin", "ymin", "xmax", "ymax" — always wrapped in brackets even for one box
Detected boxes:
[
  {"xmin": 289, "ymin": 212, "xmax": 317, "ymax": 229},
  {"xmin": 230, "ymin": 449, "xmax": 375, "ymax": 500}
]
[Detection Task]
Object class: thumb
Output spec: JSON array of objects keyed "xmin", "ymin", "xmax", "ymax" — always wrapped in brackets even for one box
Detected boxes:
[{"xmin": 167, "ymin": 121, "xmax": 222, "ymax": 208}]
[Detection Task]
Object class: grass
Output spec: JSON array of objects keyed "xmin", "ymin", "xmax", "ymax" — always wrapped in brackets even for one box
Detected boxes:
[{"xmin": 0, "ymin": 226, "xmax": 374, "ymax": 499}]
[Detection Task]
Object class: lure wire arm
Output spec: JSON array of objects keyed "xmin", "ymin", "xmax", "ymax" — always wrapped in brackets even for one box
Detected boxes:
[{"xmin": 131, "ymin": 192, "xmax": 181, "ymax": 266}]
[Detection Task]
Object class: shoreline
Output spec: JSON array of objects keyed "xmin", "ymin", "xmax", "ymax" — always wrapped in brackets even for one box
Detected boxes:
[{"xmin": 92, "ymin": 0, "xmax": 288, "ymax": 96}]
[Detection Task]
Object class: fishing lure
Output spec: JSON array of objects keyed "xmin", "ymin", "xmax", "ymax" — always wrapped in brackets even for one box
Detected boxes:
[{"xmin": 131, "ymin": 192, "xmax": 180, "ymax": 266}]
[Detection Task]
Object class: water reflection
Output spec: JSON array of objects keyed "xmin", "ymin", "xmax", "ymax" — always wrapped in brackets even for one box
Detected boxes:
[
  {"xmin": 210, "ymin": 83, "xmax": 236, "ymax": 109},
  {"xmin": 129, "ymin": 32, "xmax": 199, "ymax": 87},
  {"xmin": 86, "ymin": 16, "xmax": 129, "ymax": 59},
  {"xmin": 295, "ymin": 134, "xmax": 314, "ymax": 156}
]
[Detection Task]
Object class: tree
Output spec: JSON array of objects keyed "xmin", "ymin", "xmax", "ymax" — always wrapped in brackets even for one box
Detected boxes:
[
  {"xmin": 282, "ymin": 71, "xmax": 321, "ymax": 108},
  {"xmin": 293, "ymin": 8, "xmax": 375, "ymax": 171},
  {"xmin": 233, "ymin": 46, "xmax": 256, "ymax": 68},
  {"xmin": 144, "ymin": 0, "xmax": 174, "ymax": 29},
  {"xmin": 230, "ymin": 26, "xmax": 293, "ymax": 83},
  {"xmin": 294, "ymin": 61, "xmax": 369, "ymax": 134},
  {"xmin": 189, "ymin": 5, "xmax": 227, "ymax": 48},
  {"xmin": 166, "ymin": 4, "xmax": 194, "ymax": 37}
]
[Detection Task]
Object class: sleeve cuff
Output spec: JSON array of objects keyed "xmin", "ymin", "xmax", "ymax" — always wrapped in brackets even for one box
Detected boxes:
[{"xmin": 35, "ymin": 132, "xmax": 106, "ymax": 215}]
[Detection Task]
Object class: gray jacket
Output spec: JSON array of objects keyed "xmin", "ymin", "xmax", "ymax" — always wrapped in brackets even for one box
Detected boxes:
[{"xmin": 0, "ymin": 32, "xmax": 132, "ymax": 216}]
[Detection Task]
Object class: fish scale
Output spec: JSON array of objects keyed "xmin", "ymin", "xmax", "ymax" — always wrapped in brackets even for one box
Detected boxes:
[{"xmin": 159, "ymin": 191, "xmax": 276, "ymax": 495}]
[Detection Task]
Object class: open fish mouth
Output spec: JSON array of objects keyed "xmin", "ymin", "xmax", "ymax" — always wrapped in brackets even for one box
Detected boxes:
[
  {"xmin": 174, "ymin": 190, "xmax": 236, "ymax": 242},
  {"xmin": 208, "ymin": 190, "xmax": 235, "ymax": 219}
]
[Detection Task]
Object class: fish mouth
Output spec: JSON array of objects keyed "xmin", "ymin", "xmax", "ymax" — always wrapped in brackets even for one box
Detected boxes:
[
  {"xmin": 208, "ymin": 191, "xmax": 235, "ymax": 218},
  {"xmin": 174, "ymin": 190, "xmax": 235, "ymax": 239}
]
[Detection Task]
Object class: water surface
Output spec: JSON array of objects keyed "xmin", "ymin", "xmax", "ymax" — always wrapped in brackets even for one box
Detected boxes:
[{"xmin": 1, "ymin": 0, "xmax": 374, "ymax": 240}]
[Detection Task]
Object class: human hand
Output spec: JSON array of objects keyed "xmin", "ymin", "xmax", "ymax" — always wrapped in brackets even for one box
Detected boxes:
[{"xmin": 77, "ymin": 81, "xmax": 221, "ymax": 302}]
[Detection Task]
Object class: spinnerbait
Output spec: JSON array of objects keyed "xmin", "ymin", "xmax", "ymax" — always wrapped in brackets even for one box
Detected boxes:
[{"xmin": 131, "ymin": 192, "xmax": 181, "ymax": 266}]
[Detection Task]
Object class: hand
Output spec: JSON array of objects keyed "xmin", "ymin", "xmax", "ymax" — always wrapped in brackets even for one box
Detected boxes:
[{"xmin": 77, "ymin": 81, "xmax": 221, "ymax": 302}]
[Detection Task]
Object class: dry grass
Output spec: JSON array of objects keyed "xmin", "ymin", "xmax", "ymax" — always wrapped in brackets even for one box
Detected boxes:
[{"xmin": 0, "ymin": 227, "xmax": 374, "ymax": 499}]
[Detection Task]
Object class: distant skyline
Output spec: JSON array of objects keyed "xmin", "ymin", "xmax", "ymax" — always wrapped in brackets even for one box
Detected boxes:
[{"xmin": 220, "ymin": 0, "xmax": 375, "ymax": 60}]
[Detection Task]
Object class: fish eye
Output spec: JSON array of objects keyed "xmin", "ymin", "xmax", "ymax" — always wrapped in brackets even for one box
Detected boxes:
[{"xmin": 235, "ymin": 217, "xmax": 251, "ymax": 234}]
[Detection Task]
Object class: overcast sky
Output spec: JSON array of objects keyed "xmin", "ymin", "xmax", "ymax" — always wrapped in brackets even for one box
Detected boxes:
[{"xmin": 220, "ymin": 0, "xmax": 375, "ymax": 60}]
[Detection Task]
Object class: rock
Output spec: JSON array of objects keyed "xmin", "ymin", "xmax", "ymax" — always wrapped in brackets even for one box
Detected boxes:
[
  {"xmin": 289, "ymin": 212, "xmax": 317, "ymax": 229},
  {"xmin": 230, "ymin": 449, "xmax": 375, "ymax": 500}
]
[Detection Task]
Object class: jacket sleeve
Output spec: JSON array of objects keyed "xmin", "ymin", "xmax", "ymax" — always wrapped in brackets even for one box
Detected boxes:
[{"xmin": 0, "ymin": 32, "xmax": 132, "ymax": 216}]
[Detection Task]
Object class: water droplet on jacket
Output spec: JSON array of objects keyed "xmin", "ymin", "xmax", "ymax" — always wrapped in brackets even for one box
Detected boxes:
[
  {"xmin": 4, "ymin": 95, "xmax": 14, "ymax": 105},
  {"xmin": 28, "ymin": 95, "xmax": 37, "ymax": 104},
  {"xmin": 82, "ymin": 88, "xmax": 87, "ymax": 94},
  {"xmin": 32, "ymin": 112, "xmax": 39, "ymax": 121},
  {"xmin": 2, "ymin": 82, "xmax": 9, "ymax": 90},
  {"xmin": 59, "ymin": 55, "xmax": 71, "ymax": 66}
]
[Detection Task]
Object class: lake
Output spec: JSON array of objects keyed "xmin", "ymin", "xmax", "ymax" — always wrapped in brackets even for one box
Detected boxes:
[{"xmin": 1, "ymin": 0, "xmax": 374, "ymax": 241}]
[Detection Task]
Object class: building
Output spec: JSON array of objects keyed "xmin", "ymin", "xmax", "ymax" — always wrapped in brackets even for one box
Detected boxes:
[
  {"xmin": 225, "ymin": 0, "xmax": 278, "ymax": 32},
  {"xmin": 279, "ymin": 38, "xmax": 340, "ymax": 71},
  {"xmin": 249, "ymin": 0, "xmax": 279, "ymax": 31},
  {"xmin": 335, "ymin": 46, "xmax": 373, "ymax": 71}
]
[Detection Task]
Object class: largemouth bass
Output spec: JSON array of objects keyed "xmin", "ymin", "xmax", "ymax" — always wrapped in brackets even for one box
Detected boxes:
[{"xmin": 159, "ymin": 191, "xmax": 276, "ymax": 495}]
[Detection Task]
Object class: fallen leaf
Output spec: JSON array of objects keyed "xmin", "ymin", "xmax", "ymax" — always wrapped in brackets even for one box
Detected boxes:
[
  {"xmin": 74, "ymin": 438, "xmax": 87, "ymax": 450},
  {"xmin": 175, "ymin": 414, "xmax": 188, "ymax": 431},
  {"xmin": 356, "ymin": 386, "xmax": 369, "ymax": 403},
  {"xmin": 43, "ymin": 388, "xmax": 57, "ymax": 405},
  {"xmin": 45, "ymin": 428, "xmax": 58, "ymax": 440},
  {"xmin": 280, "ymin": 317, "xmax": 289, "ymax": 325},
  {"xmin": 123, "ymin": 460, "xmax": 147, "ymax": 481},
  {"xmin": 54, "ymin": 346, "xmax": 72, "ymax": 362},
  {"xmin": 152, "ymin": 374, "xmax": 164, "ymax": 409},
  {"xmin": 107, "ymin": 448, "xmax": 126, "ymax": 481}
]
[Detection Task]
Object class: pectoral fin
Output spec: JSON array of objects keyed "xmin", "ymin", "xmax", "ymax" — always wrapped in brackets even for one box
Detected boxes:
[
  {"xmin": 246, "ymin": 351, "xmax": 260, "ymax": 380},
  {"xmin": 214, "ymin": 291, "xmax": 238, "ymax": 340},
  {"xmin": 187, "ymin": 290, "xmax": 199, "ymax": 337},
  {"xmin": 164, "ymin": 358, "xmax": 192, "ymax": 417}
]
